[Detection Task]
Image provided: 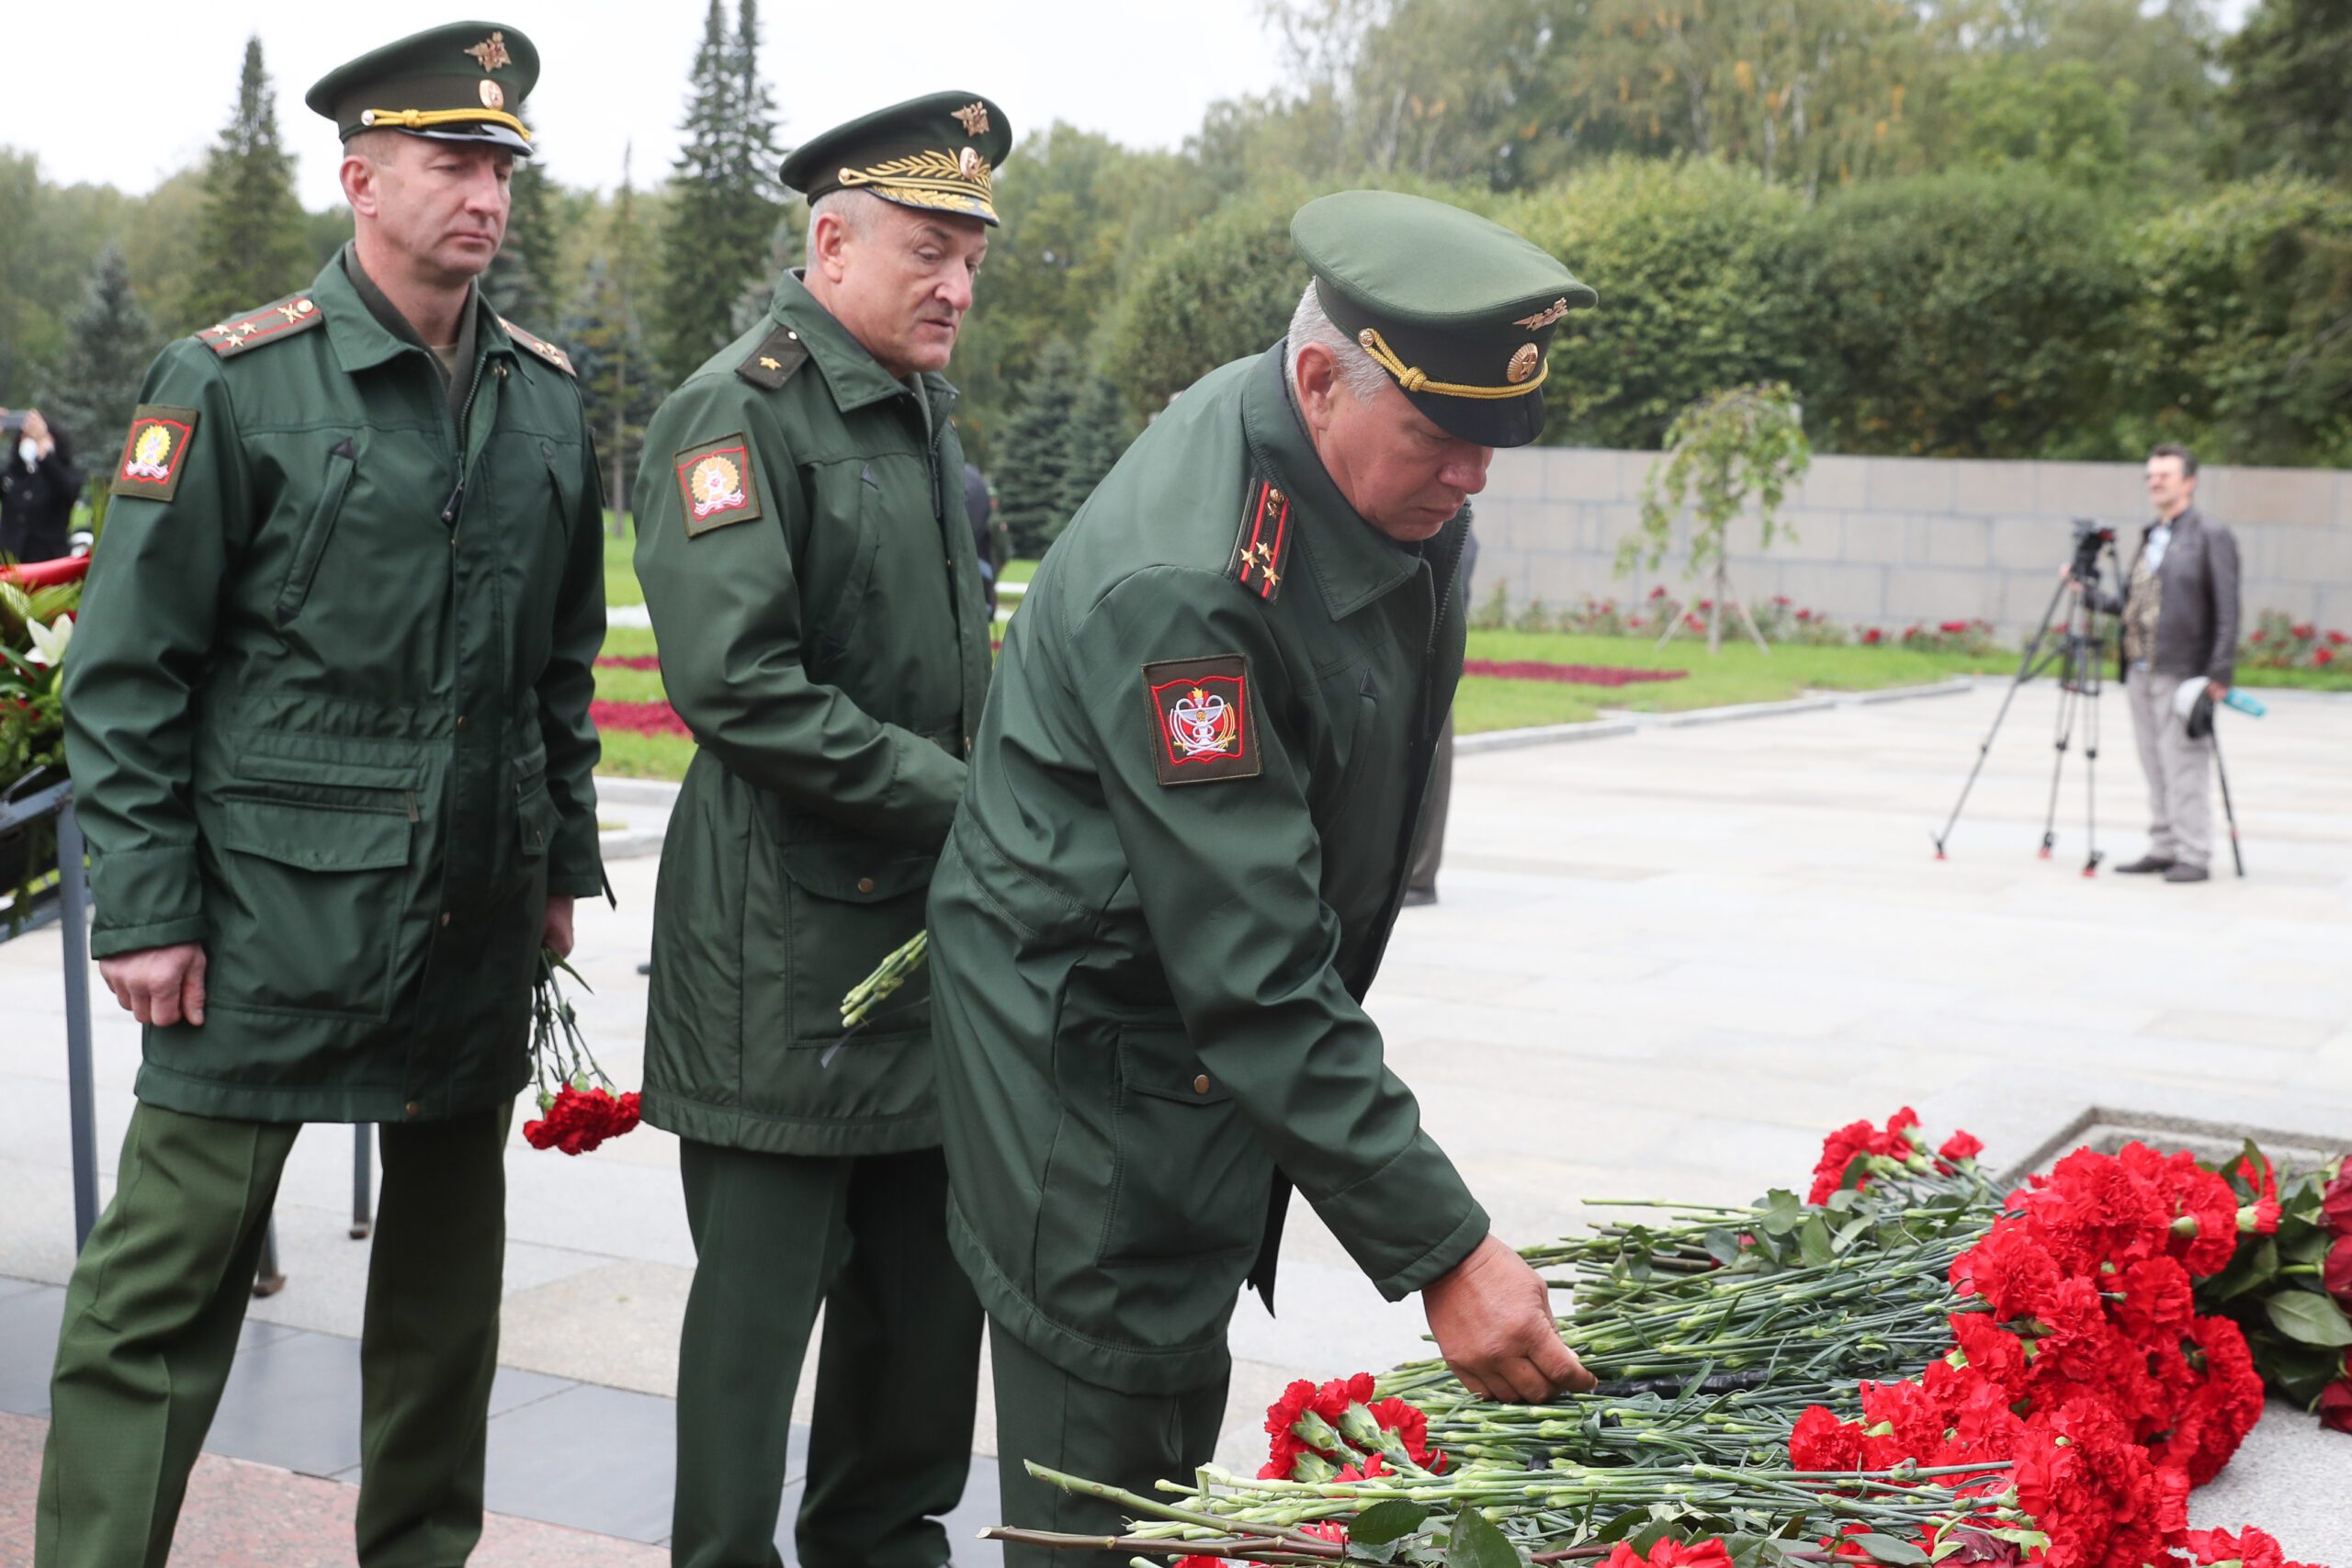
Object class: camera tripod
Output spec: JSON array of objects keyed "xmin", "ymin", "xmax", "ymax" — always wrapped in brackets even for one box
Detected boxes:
[{"xmin": 1932, "ymin": 537, "xmax": 2116, "ymax": 873}]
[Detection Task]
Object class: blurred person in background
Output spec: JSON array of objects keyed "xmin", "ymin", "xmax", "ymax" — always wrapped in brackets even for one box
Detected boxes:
[{"xmin": 0, "ymin": 410, "xmax": 85, "ymax": 562}]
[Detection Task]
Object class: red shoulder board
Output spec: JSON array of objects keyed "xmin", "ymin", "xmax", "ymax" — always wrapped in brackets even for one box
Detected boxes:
[
  {"xmin": 198, "ymin": 293, "xmax": 323, "ymax": 357},
  {"xmin": 499, "ymin": 316, "xmax": 576, "ymax": 377},
  {"xmin": 1228, "ymin": 478, "xmax": 1292, "ymax": 603}
]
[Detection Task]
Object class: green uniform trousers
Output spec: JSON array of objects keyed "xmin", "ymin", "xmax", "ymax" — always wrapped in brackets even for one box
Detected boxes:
[
  {"xmin": 673, "ymin": 1142, "xmax": 983, "ymax": 1568},
  {"xmin": 36, "ymin": 1099, "xmax": 510, "ymax": 1568},
  {"xmin": 986, "ymin": 1325, "xmax": 1229, "ymax": 1568}
]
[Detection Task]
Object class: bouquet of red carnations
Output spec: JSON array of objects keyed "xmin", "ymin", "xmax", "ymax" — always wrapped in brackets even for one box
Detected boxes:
[
  {"xmin": 986, "ymin": 1111, "xmax": 2343, "ymax": 1568},
  {"xmin": 521, "ymin": 948, "xmax": 639, "ymax": 1155}
]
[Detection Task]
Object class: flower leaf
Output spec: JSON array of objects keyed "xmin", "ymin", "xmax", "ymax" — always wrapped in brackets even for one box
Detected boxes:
[
  {"xmin": 1444, "ymin": 1504, "xmax": 1523, "ymax": 1568},
  {"xmin": 2265, "ymin": 1289, "xmax": 2352, "ymax": 1347},
  {"xmin": 1351, "ymin": 1499, "xmax": 1431, "ymax": 1546},
  {"xmin": 1849, "ymin": 1533, "xmax": 1930, "ymax": 1566}
]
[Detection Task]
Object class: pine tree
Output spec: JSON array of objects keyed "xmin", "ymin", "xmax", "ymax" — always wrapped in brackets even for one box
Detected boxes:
[
  {"xmin": 183, "ymin": 37, "xmax": 312, "ymax": 331},
  {"xmin": 993, "ymin": 339, "xmax": 1085, "ymax": 557},
  {"xmin": 484, "ymin": 110, "xmax": 560, "ymax": 327},
  {"xmin": 1054, "ymin": 369, "xmax": 1132, "ymax": 543},
  {"xmin": 565, "ymin": 147, "xmax": 659, "ymax": 526},
  {"xmin": 43, "ymin": 242, "xmax": 160, "ymax": 452},
  {"xmin": 652, "ymin": 0, "xmax": 783, "ymax": 387}
]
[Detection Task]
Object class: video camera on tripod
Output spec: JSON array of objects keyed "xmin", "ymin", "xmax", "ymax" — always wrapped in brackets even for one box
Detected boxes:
[{"xmin": 1930, "ymin": 518, "xmax": 2120, "ymax": 872}]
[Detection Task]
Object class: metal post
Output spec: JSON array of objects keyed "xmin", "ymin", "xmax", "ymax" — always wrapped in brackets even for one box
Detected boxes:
[
  {"xmin": 352, "ymin": 1125, "xmax": 374, "ymax": 1239},
  {"xmin": 57, "ymin": 797, "xmax": 100, "ymax": 1253}
]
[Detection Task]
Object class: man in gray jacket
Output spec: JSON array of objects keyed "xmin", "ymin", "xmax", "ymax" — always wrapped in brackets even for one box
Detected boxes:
[{"xmin": 2075, "ymin": 444, "xmax": 2240, "ymax": 883}]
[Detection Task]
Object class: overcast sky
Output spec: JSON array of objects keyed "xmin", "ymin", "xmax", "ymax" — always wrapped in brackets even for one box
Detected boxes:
[{"xmin": 3, "ymin": 1, "xmax": 1295, "ymax": 209}]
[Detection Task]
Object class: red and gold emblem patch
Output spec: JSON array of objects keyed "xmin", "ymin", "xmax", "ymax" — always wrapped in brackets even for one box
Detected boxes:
[
  {"xmin": 1143, "ymin": 654, "xmax": 1259, "ymax": 785},
  {"xmin": 673, "ymin": 434, "xmax": 763, "ymax": 537},
  {"xmin": 109, "ymin": 404, "xmax": 198, "ymax": 502}
]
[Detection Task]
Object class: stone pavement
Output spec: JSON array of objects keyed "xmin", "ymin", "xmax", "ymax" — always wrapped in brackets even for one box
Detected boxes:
[{"xmin": 4, "ymin": 677, "xmax": 2348, "ymax": 1562}]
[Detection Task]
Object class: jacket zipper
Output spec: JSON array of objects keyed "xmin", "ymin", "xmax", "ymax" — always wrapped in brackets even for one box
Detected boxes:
[{"xmin": 440, "ymin": 354, "xmax": 493, "ymax": 525}]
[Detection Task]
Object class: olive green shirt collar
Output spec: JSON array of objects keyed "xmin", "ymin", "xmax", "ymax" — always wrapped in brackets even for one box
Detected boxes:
[
  {"xmin": 1241, "ymin": 343, "xmax": 1431, "ymax": 619},
  {"xmin": 770, "ymin": 270, "xmax": 955, "ymax": 417},
  {"xmin": 318, "ymin": 244, "xmax": 513, "ymax": 386}
]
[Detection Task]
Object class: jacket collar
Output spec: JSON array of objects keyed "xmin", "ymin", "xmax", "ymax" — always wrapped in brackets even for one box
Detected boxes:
[
  {"xmin": 1238, "ymin": 344, "xmax": 1429, "ymax": 620},
  {"xmin": 2148, "ymin": 504, "xmax": 2202, "ymax": 539},
  {"xmin": 770, "ymin": 270, "xmax": 955, "ymax": 416},
  {"xmin": 317, "ymin": 244, "xmax": 514, "ymax": 377}
]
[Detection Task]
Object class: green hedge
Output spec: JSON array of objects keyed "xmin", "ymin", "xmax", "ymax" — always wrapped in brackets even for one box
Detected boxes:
[{"xmin": 1097, "ymin": 162, "xmax": 2352, "ymax": 468}]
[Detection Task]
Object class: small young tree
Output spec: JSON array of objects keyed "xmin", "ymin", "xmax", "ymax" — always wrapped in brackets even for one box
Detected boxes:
[
  {"xmin": 993, "ymin": 338, "xmax": 1083, "ymax": 557},
  {"xmin": 1052, "ymin": 367, "xmax": 1131, "ymax": 543},
  {"xmin": 1619, "ymin": 383, "xmax": 1811, "ymax": 655},
  {"xmin": 44, "ymin": 242, "xmax": 159, "ymax": 452}
]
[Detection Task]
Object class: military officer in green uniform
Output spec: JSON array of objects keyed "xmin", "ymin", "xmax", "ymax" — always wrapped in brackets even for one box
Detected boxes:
[
  {"xmin": 39, "ymin": 25, "xmax": 604, "ymax": 1568},
  {"xmin": 928, "ymin": 191, "xmax": 1602, "ymax": 1560},
  {"xmin": 631, "ymin": 92, "xmax": 1005, "ymax": 1568}
]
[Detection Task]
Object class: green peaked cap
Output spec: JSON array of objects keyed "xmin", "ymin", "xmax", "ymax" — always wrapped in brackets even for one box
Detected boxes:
[
  {"xmin": 306, "ymin": 22, "xmax": 540, "ymax": 157},
  {"xmin": 780, "ymin": 91, "xmax": 1012, "ymax": 227},
  {"xmin": 1291, "ymin": 190, "xmax": 1596, "ymax": 447}
]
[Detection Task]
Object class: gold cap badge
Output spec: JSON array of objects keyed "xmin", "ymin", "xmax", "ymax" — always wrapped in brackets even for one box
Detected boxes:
[
  {"xmin": 465, "ymin": 31, "xmax": 512, "ymax": 72},
  {"xmin": 1513, "ymin": 298, "xmax": 1571, "ymax": 332},
  {"xmin": 1507, "ymin": 343, "xmax": 1541, "ymax": 384},
  {"xmin": 953, "ymin": 102, "xmax": 990, "ymax": 136}
]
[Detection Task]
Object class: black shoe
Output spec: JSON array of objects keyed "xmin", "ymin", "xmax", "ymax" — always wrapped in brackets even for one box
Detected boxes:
[
  {"xmin": 1401, "ymin": 886, "xmax": 1437, "ymax": 908},
  {"xmin": 2113, "ymin": 855, "xmax": 2175, "ymax": 874},
  {"xmin": 2163, "ymin": 863, "xmax": 2210, "ymax": 883}
]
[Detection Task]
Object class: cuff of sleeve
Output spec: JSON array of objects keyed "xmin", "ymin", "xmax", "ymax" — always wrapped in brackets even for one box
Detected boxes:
[
  {"xmin": 90, "ymin": 914, "xmax": 209, "ymax": 960},
  {"xmin": 87, "ymin": 843, "xmax": 204, "ymax": 959},
  {"xmin": 887, "ymin": 738, "xmax": 967, "ymax": 850},
  {"xmin": 548, "ymin": 814, "xmax": 605, "ymax": 896},
  {"xmin": 1314, "ymin": 1134, "xmax": 1490, "ymax": 1301}
]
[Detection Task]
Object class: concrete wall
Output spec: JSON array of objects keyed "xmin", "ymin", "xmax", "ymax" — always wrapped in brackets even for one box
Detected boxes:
[{"xmin": 1468, "ymin": 450, "xmax": 2352, "ymax": 638}]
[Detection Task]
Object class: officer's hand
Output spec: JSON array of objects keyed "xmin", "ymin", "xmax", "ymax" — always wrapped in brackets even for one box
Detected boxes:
[
  {"xmin": 541, "ymin": 894, "xmax": 576, "ymax": 960},
  {"xmin": 1422, "ymin": 1234, "xmax": 1595, "ymax": 1403},
  {"xmin": 2208, "ymin": 681, "xmax": 2229, "ymax": 703},
  {"xmin": 2059, "ymin": 567, "xmax": 2082, "ymax": 594},
  {"xmin": 98, "ymin": 942, "xmax": 208, "ymax": 1028}
]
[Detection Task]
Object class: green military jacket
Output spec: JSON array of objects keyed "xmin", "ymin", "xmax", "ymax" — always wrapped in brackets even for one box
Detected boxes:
[
  {"xmin": 634, "ymin": 272, "xmax": 991, "ymax": 1156},
  {"xmin": 928, "ymin": 344, "xmax": 1486, "ymax": 1394},
  {"xmin": 62, "ymin": 247, "xmax": 606, "ymax": 1124}
]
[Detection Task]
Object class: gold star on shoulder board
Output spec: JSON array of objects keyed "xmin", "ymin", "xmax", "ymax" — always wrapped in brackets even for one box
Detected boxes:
[
  {"xmin": 760, "ymin": 356, "xmax": 781, "ymax": 370},
  {"xmin": 1260, "ymin": 566, "xmax": 1282, "ymax": 590}
]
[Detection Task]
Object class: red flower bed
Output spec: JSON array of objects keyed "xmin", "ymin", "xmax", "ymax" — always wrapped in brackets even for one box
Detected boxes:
[
  {"xmin": 594, "ymin": 654, "xmax": 662, "ymax": 671},
  {"xmin": 590, "ymin": 699, "xmax": 690, "ymax": 738}
]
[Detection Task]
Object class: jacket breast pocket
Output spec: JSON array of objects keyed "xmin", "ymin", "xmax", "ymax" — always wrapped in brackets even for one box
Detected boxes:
[
  {"xmin": 204, "ymin": 793, "xmax": 416, "ymax": 1020},
  {"xmin": 272, "ymin": 434, "xmax": 359, "ymax": 627},
  {"xmin": 1098, "ymin": 1027, "xmax": 1272, "ymax": 1272},
  {"xmin": 776, "ymin": 836, "xmax": 933, "ymax": 1042}
]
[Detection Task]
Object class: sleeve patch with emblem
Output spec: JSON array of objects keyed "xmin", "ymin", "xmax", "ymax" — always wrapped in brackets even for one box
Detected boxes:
[
  {"xmin": 673, "ymin": 434, "xmax": 763, "ymax": 536},
  {"xmin": 109, "ymin": 404, "xmax": 199, "ymax": 502},
  {"xmin": 1143, "ymin": 654, "xmax": 1260, "ymax": 785}
]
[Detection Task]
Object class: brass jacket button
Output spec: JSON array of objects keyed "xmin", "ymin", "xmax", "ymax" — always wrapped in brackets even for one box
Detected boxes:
[
  {"xmin": 856, "ymin": 876, "xmax": 876, "ymax": 894},
  {"xmin": 1193, "ymin": 1074, "xmax": 1210, "ymax": 1094},
  {"xmin": 403, "ymin": 1100, "xmax": 421, "ymax": 1118}
]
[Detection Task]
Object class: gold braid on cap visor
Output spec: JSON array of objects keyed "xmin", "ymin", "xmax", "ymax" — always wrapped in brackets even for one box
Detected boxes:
[
  {"xmin": 1355, "ymin": 325, "xmax": 1547, "ymax": 400},
  {"xmin": 358, "ymin": 107, "xmax": 531, "ymax": 141}
]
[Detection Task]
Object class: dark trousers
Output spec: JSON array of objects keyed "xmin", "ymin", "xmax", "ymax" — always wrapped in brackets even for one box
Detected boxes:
[
  {"xmin": 1408, "ymin": 708, "xmax": 1457, "ymax": 895},
  {"xmin": 37, "ymin": 1100, "xmax": 510, "ymax": 1568},
  {"xmin": 672, "ymin": 1142, "xmax": 983, "ymax": 1568},
  {"xmin": 987, "ymin": 1324, "xmax": 1228, "ymax": 1568}
]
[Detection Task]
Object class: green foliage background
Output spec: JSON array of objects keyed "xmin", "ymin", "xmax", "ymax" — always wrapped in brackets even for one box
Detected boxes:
[{"xmin": 4, "ymin": 0, "xmax": 2349, "ymax": 505}]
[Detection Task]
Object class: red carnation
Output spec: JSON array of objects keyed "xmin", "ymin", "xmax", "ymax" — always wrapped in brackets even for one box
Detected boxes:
[
  {"xmin": 2014, "ymin": 1148, "xmax": 2171, "ymax": 1277},
  {"xmin": 2181, "ymin": 1525, "xmax": 2321, "ymax": 1568},
  {"xmin": 1951, "ymin": 1221, "xmax": 2064, "ymax": 1321},
  {"xmin": 1939, "ymin": 1130, "xmax": 1985, "ymax": 1164},
  {"xmin": 522, "ymin": 1085, "xmax": 642, "ymax": 1156},
  {"xmin": 1603, "ymin": 1537, "xmax": 1736, "ymax": 1568},
  {"xmin": 1788, "ymin": 1404, "xmax": 1866, "ymax": 1471}
]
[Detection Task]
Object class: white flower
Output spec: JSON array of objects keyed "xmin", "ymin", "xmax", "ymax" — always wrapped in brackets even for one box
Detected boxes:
[{"xmin": 25, "ymin": 613, "xmax": 73, "ymax": 669}]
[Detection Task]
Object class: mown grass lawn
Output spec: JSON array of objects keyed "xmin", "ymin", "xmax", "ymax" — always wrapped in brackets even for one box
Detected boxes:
[{"xmin": 592, "ymin": 554, "xmax": 2347, "ymax": 781}]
